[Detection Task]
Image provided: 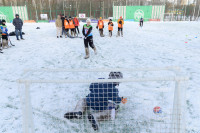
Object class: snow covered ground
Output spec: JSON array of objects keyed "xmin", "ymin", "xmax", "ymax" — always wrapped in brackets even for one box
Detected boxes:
[{"xmin": 0, "ymin": 21, "xmax": 200, "ymax": 133}]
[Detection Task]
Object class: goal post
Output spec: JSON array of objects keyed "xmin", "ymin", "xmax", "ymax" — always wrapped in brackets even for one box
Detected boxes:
[{"xmin": 17, "ymin": 67, "xmax": 188, "ymax": 133}]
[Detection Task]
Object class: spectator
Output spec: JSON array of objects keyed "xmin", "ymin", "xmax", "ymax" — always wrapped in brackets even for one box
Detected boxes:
[{"xmin": 13, "ymin": 14, "xmax": 24, "ymax": 40}]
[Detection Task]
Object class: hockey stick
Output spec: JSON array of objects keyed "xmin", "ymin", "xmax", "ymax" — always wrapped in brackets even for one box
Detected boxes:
[
  {"xmin": 8, "ymin": 35, "xmax": 15, "ymax": 46},
  {"xmin": 0, "ymin": 48, "xmax": 3, "ymax": 53},
  {"xmin": 0, "ymin": 38, "xmax": 3, "ymax": 53}
]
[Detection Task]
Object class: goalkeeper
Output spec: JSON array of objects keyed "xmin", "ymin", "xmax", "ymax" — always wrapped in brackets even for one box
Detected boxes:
[{"xmin": 64, "ymin": 72, "xmax": 127, "ymax": 131}]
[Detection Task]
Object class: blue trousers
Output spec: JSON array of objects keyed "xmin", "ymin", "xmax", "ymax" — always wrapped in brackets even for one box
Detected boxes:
[{"xmin": 15, "ymin": 29, "xmax": 23, "ymax": 39}]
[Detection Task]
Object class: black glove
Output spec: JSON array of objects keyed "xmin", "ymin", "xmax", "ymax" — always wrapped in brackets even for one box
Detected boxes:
[
  {"xmin": 96, "ymin": 26, "xmax": 98, "ymax": 29},
  {"xmin": 103, "ymin": 25, "xmax": 104, "ymax": 28},
  {"xmin": 119, "ymin": 21, "xmax": 122, "ymax": 24}
]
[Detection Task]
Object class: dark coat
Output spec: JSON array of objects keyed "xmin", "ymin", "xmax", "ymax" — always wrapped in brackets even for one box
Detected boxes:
[
  {"xmin": 86, "ymin": 82, "xmax": 122, "ymax": 111},
  {"xmin": 13, "ymin": 18, "xmax": 23, "ymax": 29},
  {"xmin": 61, "ymin": 17, "xmax": 65, "ymax": 27}
]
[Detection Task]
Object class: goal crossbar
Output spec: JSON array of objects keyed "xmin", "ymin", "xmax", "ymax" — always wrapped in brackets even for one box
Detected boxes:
[
  {"xmin": 23, "ymin": 66, "xmax": 180, "ymax": 74},
  {"xmin": 18, "ymin": 76, "xmax": 188, "ymax": 84}
]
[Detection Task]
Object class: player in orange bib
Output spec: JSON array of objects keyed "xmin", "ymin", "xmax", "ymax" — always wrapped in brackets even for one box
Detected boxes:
[
  {"xmin": 117, "ymin": 16, "xmax": 124, "ymax": 37},
  {"xmin": 64, "ymin": 16, "xmax": 70, "ymax": 38},
  {"xmin": 108, "ymin": 19, "xmax": 114, "ymax": 37},
  {"xmin": 96, "ymin": 17, "xmax": 104, "ymax": 37},
  {"xmin": 68, "ymin": 16, "xmax": 76, "ymax": 37}
]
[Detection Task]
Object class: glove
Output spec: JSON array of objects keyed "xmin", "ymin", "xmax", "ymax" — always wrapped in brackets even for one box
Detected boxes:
[
  {"xmin": 103, "ymin": 25, "xmax": 104, "ymax": 28},
  {"xmin": 121, "ymin": 97, "xmax": 127, "ymax": 104},
  {"xmin": 96, "ymin": 26, "xmax": 98, "ymax": 29},
  {"xmin": 119, "ymin": 21, "xmax": 122, "ymax": 24}
]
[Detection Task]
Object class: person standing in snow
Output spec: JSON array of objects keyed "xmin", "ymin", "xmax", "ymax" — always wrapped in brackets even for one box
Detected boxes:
[
  {"xmin": 73, "ymin": 16, "xmax": 80, "ymax": 35},
  {"xmin": 64, "ymin": 72, "xmax": 127, "ymax": 131},
  {"xmin": 140, "ymin": 17, "xmax": 144, "ymax": 27},
  {"xmin": 64, "ymin": 16, "xmax": 70, "ymax": 38},
  {"xmin": 82, "ymin": 18, "xmax": 97, "ymax": 59},
  {"xmin": 1, "ymin": 20, "xmax": 10, "ymax": 49},
  {"xmin": 61, "ymin": 14, "xmax": 66, "ymax": 36},
  {"xmin": 117, "ymin": 16, "xmax": 124, "ymax": 37},
  {"xmin": 0, "ymin": 20, "xmax": 2, "ymax": 51},
  {"xmin": 13, "ymin": 14, "xmax": 24, "ymax": 40},
  {"xmin": 68, "ymin": 16, "xmax": 76, "ymax": 37},
  {"xmin": 55, "ymin": 15, "xmax": 62, "ymax": 38},
  {"xmin": 96, "ymin": 17, "xmax": 104, "ymax": 37},
  {"xmin": 108, "ymin": 19, "xmax": 114, "ymax": 37}
]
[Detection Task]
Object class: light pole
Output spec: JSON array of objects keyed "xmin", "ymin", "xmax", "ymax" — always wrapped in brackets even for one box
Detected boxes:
[
  {"xmin": 70, "ymin": 5, "xmax": 71, "ymax": 16},
  {"xmin": 48, "ymin": 0, "xmax": 52, "ymax": 20}
]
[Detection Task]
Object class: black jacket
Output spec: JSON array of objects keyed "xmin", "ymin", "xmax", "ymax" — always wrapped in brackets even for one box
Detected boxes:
[
  {"xmin": 61, "ymin": 17, "xmax": 65, "ymax": 27},
  {"xmin": 13, "ymin": 18, "xmax": 23, "ymax": 29}
]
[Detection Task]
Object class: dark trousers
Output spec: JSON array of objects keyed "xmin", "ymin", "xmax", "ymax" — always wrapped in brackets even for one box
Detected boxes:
[
  {"xmin": 62, "ymin": 27, "xmax": 66, "ymax": 35},
  {"xmin": 15, "ymin": 29, "xmax": 23, "ymax": 39},
  {"xmin": 84, "ymin": 36, "xmax": 95, "ymax": 49},
  {"xmin": 109, "ymin": 30, "xmax": 112, "ymax": 36},
  {"xmin": 118, "ymin": 28, "xmax": 123, "ymax": 31},
  {"xmin": 75, "ymin": 26, "xmax": 79, "ymax": 34},
  {"xmin": 140, "ymin": 21, "xmax": 143, "ymax": 27},
  {"xmin": 2, "ymin": 35, "xmax": 8, "ymax": 40}
]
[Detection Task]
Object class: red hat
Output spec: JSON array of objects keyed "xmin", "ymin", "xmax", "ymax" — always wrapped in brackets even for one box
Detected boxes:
[{"xmin": 120, "ymin": 16, "xmax": 123, "ymax": 19}]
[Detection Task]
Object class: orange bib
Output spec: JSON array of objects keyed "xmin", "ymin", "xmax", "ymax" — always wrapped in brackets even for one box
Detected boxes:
[
  {"xmin": 98, "ymin": 21, "xmax": 104, "ymax": 29},
  {"xmin": 69, "ymin": 20, "xmax": 75, "ymax": 29},
  {"xmin": 64, "ymin": 20, "xmax": 69, "ymax": 29},
  {"xmin": 108, "ymin": 23, "xmax": 113, "ymax": 31}
]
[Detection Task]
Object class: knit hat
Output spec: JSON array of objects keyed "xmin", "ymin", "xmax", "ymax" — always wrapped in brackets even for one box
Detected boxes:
[
  {"xmin": 109, "ymin": 72, "xmax": 123, "ymax": 79},
  {"xmin": 86, "ymin": 18, "xmax": 91, "ymax": 23},
  {"xmin": 2, "ymin": 19, "xmax": 6, "ymax": 23}
]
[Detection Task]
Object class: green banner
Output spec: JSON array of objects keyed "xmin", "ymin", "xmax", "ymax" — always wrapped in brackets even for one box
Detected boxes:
[
  {"xmin": 126, "ymin": 6, "xmax": 152, "ymax": 22},
  {"xmin": 0, "ymin": 6, "xmax": 28, "ymax": 23},
  {"xmin": 0, "ymin": 7, "xmax": 14, "ymax": 22}
]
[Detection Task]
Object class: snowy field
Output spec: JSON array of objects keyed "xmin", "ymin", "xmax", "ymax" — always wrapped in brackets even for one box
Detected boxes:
[{"xmin": 0, "ymin": 21, "xmax": 200, "ymax": 133}]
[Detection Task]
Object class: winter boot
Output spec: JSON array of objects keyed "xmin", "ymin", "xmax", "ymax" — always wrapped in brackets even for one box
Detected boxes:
[
  {"xmin": 60, "ymin": 36, "xmax": 62, "ymax": 38},
  {"xmin": 121, "ymin": 31, "xmax": 123, "ymax": 37},
  {"xmin": 88, "ymin": 114, "xmax": 98, "ymax": 131},
  {"xmin": 71, "ymin": 31, "xmax": 74, "ymax": 37},
  {"xmin": 84, "ymin": 48, "xmax": 89, "ymax": 59},
  {"xmin": 2, "ymin": 39, "xmax": 9, "ymax": 49},
  {"xmin": 117, "ymin": 31, "xmax": 120, "ymax": 37},
  {"xmin": 64, "ymin": 111, "xmax": 83, "ymax": 119},
  {"xmin": 109, "ymin": 32, "xmax": 111, "ymax": 37},
  {"xmin": 57, "ymin": 36, "xmax": 59, "ymax": 38},
  {"xmin": 93, "ymin": 47, "xmax": 97, "ymax": 55},
  {"xmin": 74, "ymin": 32, "xmax": 77, "ymax": 37},
  {"xmin": 101, "ymin": 30, "xmax": 105, "ymax": 37},
  {"xmin": 99, "ymin": 31, "xmax": 101, "ymax": 36}
]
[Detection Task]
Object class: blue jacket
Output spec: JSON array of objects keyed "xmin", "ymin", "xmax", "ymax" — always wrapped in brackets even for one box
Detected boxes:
[
  {"xmin": 86, "ymin": 82, "xmax": 122, "ymax": 111},
  {"xmin": 0, "ymin": 25, "xmax": 8, "ymax": 36}
]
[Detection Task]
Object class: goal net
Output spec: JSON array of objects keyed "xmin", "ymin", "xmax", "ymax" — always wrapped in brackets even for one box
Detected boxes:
[{"xmin": 17, "ymin": 67, "xmax": 188, "ymax": 133}]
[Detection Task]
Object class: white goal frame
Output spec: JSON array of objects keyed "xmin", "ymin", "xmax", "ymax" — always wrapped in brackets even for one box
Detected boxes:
[{"xmin": 17, "ymin": 67, "xmax": 188, "ymax": 133}]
